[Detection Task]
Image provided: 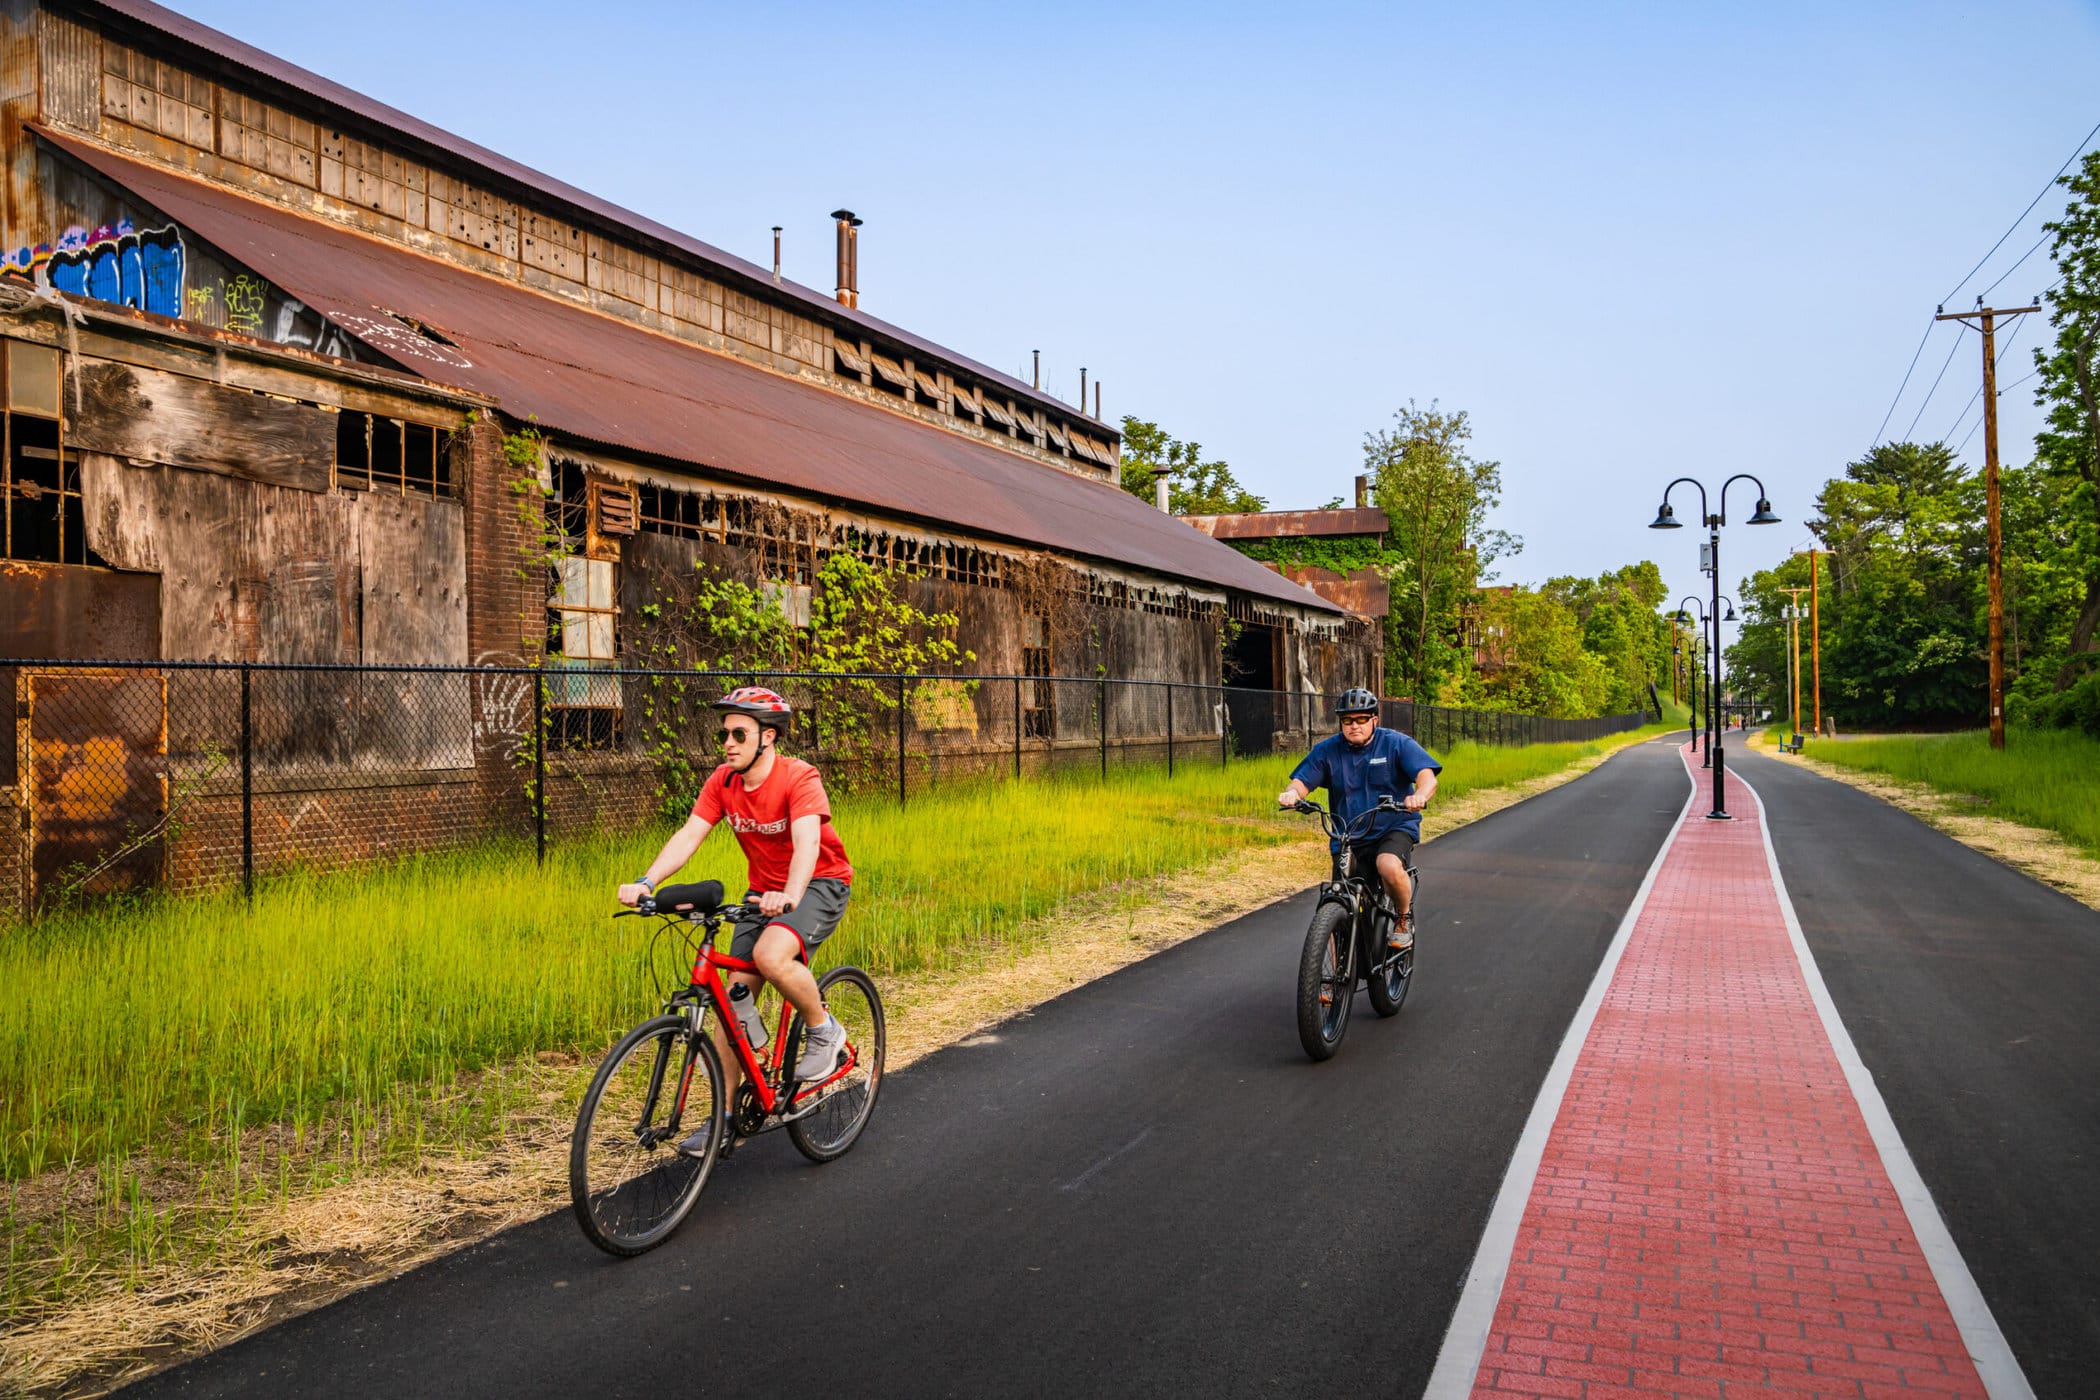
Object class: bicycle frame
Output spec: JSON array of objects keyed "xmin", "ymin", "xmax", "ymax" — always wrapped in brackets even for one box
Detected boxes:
[{"xmin": 676, "ymin": 925, "xmax": 861, "ymax": 1120}]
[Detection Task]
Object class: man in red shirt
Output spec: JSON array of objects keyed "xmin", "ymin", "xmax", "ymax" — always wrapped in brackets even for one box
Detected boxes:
[{"xmin": 618, "ymin": 687, "xmax": 853, "ymax": 1144}]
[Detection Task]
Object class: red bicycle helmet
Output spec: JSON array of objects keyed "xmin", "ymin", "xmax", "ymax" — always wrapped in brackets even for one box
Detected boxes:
[{"xmin": 712, "ymin": 685, "xmax": 793, "ymax": 733}]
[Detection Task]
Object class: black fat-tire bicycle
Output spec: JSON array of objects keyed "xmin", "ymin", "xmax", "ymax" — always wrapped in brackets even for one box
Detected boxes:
[
  {"xmin": 1291, "ymin": 797, "xmax": 1419, "ymax": 1061},
  {"xmin": 569, "ymin": 881, "xmax": 885, "ymax": 1257}
]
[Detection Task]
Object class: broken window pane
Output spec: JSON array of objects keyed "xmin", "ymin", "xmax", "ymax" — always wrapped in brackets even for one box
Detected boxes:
[{"xmin": 7, "ymin": 341, "xmax": 61, "ymax": 418}]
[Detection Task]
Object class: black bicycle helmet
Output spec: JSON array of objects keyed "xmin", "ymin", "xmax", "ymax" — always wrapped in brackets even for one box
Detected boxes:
[{"xmin": 1335, "ymin": 687, "xmax": 1380, "ymax": 716}]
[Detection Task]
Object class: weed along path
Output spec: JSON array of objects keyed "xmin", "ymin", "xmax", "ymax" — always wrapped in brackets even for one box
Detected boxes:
[{"xmin": 110, "ymin": 740, "xmax": 1691, "ymax": 1399}]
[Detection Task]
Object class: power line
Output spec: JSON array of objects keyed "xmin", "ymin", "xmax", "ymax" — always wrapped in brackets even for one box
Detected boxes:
[
  {"xmin": 1870, "ymin": 318, "xmax": 1938, "ymax": 450},
  {"xmin": 1941, "ymin": 116, "xmax": 2100, "ymax": 306},
  {"xmin": 1978, "ymin": 230, "xmax": 2053, "ymax": 302},
  {"xmin": 1942, "ymin": 310, "xmax": 2036, "ymax": 441},
  {"xmin": 1902, "ymin": 324, "xmax": 1969, "ymax": 442}
]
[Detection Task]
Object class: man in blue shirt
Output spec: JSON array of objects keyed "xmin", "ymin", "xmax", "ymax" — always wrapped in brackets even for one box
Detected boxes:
[{"xmin": 1275, "ymin": 688, "xmax": 1441, "ymax": 951}]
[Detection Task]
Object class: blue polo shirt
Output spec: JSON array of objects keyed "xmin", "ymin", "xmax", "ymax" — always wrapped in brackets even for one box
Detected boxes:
[{"xmin": 1291, "ymin": 726, "xmax": 1441, "ymax": 850}]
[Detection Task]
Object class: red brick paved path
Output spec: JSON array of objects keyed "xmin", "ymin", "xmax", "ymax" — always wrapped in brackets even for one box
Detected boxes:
[{"xmin": 1470, "ymin": 749, "xmax": 1987, "ymax": 1398}]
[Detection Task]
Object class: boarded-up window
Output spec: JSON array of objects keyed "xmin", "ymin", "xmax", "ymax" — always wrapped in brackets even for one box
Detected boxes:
[
  {"xmin": 1022, "ymin": 614, "xmax": 1054, "ymax": 739},
  {"xmin": 2, "ymin": 341, "xmax": 86, "ymax": 564},
  {"xmin": 333, "ymin": 410, "xmax": 454, "ymax": 498}
]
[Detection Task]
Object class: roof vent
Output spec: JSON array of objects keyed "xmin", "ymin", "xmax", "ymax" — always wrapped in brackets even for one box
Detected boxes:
[{"xmin": 831, "ymin": 209, "xmax": 862, "ymax": 308}]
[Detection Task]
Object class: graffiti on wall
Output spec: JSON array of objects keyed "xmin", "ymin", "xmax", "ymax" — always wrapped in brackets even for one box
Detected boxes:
[{"xmin": 3, "ymin": 220, "xmax": 187, "ymax": 319}]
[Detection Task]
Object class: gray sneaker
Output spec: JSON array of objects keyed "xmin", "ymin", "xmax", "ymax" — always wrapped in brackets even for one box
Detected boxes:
[
  {"xmin": 676, "ymin": 1123, "xmax": 714, "ymax": 1159},
  {"xmin": 796, "ymin": 1015, "xmax": 847, "ymax": 1081},
  {"xmin": 1389, "ymin": 910, "xmax": 1415, "ymax": 952}
]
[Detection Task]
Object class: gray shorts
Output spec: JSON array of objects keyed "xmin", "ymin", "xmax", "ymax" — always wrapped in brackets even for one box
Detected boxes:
[{"xmin": 731, "ymin": 877, "xmax": 850, "ymax": 964}]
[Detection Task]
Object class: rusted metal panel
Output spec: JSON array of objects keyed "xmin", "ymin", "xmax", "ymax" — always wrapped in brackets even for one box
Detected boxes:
[
  {"xmin": 1183, "ymin": 508, "xmax": 1390, "ymax": 540},
  {"xmin": 1275, "ymin": 564, "xmax": 1390, "ymax": 619},
  {"xmin": 0, "ymin": 558, "xmax": 160, "ymax": 784},
  {"xmin": 67, "ymin": 357, "xmax": 335, "ymax": 489},
  {"xmin": 0, "ymin": 557, "xmax": 161, "ymax": 658},
  {"xmin": 44, "ymin": 133, "xmax": 1337, "ymax": 616},
  {"xmin": 22, "ymin": 667, "xmax": 167, "ymax": 905}
]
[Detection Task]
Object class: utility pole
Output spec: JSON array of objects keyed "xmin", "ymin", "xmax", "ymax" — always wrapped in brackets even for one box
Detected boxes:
[
  {"xmin": 1792, "ymin": 548, "xmax": 1824, "ymax": 736},
  {"xmin": 1936, "ymin": 299, "xmax": 2040, "ymax": 750},
  {"xmin": 1780, "ymin": 586, "xmax": 1809, "ymax": 745}
]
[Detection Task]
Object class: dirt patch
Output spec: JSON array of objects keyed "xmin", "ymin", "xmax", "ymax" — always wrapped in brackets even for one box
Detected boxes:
[
  {"xmin": 1752, "ymin": 733, "xmax": 2100, "ymax": 912},
  {"xmin": 2, "ymin": 735, "xmax": 1642, "ymax": 1397}
]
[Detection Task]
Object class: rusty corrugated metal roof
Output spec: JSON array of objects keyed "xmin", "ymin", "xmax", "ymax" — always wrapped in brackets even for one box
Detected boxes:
[
  {"xmin": 1184, "ymin": 508, "xmax": 1389, "ymax": 540},
  {"xmin": 78, "ymin": 0, "xmax": 1107, "ymax": 436},
  {"xmin": 43, "ymin": 132, "xmax": 1334, "ymax": 614}
]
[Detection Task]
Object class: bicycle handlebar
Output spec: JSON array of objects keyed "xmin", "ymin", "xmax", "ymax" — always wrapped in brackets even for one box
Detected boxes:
[
  {"xmin": 1290, "ymin": 794, "xmax": 1415, "ymax": 843},
  {"xmin": 615, "ymin": 879, "xmax": 774, "ymax": 922}
]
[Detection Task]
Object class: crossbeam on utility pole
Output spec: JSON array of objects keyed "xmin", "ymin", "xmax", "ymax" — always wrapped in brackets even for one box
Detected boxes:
[{"xmin": 1936, "ymin": 301, "xmax": 2040, "ymax": 750}]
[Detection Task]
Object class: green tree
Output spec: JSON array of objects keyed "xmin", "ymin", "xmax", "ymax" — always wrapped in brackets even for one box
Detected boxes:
[
  {"xmin": 1364, "ymin": 401, "xmax": 1520, "ymax": 700},
  {"xmin": 2031, "ymin": 149, "xmax": 2100, "ymax": 692},
  {"xmin": 1116, "ymin": 416, "xmax": 1266, "ymax": 515}
]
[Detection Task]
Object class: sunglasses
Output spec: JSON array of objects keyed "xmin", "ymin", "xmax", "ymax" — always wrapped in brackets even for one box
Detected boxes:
[
  {"xmin": 1340, "ymin": 713, "xmax": 1376, "ymax": 724},
  {"xmin": 716, "ymin": 727, "xmax": 761, "ymax": 746}
]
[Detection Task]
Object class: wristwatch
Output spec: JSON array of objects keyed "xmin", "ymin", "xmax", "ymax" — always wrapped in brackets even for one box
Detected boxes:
[{"xmin": 634, "ymin": 876, "xmax": 655, "ymax": 893}]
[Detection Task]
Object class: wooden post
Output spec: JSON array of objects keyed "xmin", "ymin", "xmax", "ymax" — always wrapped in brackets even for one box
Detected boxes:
[
  {"xmin": 1013, "ymin": 674, "xmax": 1023, "ymax": 779},
  {"xmin": 240, "ymin": 662, "xmax": 253, "ymax": 902},
  {"xmin": 1166, "ymin": 681, "xmax": 1175, "ymax": 776},
  {"xmin": 1780, "ymin": 586, "xmax": 1809, "ymax": 743},
  {"xmin": 896, "ymin": 675, "xmax": 908, "ymax": 804},
  {"xmin": 1935, "ymin": 302, "xmax": 2039, "ymax": 749}
]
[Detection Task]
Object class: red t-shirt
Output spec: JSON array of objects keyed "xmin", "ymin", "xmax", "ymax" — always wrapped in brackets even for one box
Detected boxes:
[{"xmin": 692, "ymin": 756, "xmax": 852, "ymax": 893}]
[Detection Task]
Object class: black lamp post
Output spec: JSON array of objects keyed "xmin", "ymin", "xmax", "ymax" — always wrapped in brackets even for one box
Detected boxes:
[
  {"xmin": 1651, "ymin": 475, "xmax": 1777, "ymax": 820},
  {"xmin": 1713, "ymin": 595, "xmax": 1739, "ymax": 730}
]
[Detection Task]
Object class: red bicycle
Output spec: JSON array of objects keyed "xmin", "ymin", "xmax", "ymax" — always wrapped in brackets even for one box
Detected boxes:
[{"xmin": 568, "ymin": 879, "xmax": 885, "ymax": 1256}]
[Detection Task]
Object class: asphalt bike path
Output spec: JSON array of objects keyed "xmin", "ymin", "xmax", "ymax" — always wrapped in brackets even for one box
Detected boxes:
[
  {"xmin": 1432, "ymin": 746, "xmax": 2016, "ymax": 1398},
  {"xmin": 1730, "ymin": 744, "xmax": 2100, "ymax": 1399},
  {"xmin": 123, "ymin": 739, "xmax": 1691, "ymax": 1399}
]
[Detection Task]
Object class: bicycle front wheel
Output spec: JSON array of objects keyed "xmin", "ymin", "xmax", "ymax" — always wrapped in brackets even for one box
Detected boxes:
[
  {"xmin": 787, "ymin": 967, "xmax": 886, "ymax": 1163},
  {"xmin": 1296, "ymin": 901, "xmax": 1354, "ymax": 1061},
  {"xmin": 569, "ymin": 1014, "xmax": 724, "ymax": 1257}
]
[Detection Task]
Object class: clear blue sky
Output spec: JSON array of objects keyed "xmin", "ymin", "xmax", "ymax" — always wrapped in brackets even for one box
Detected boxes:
[{"xmin": 175, "ymin": 0, "xmax": 2100, "ymax": 614}]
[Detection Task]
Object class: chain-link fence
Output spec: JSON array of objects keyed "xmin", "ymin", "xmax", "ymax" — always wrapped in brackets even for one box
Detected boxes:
[{"xmin": 0, "ymin": 659, "xmax": 1647, "ymax": 916}]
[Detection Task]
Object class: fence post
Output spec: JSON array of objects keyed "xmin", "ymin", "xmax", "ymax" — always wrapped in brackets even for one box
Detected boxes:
[
  {"xmin": 239, "ymin": 662, "xmax": 253, "ymax": 903},
  {"xmin": 1013, "ymin": 674, "xmax": 1022, "ymax": 780},
  {"xmin": 896, "ymin": 675, "xmax": 908, "ymax": 806},
  {"xmin": 533, "ymin": 665, "xmax": 546, "ymax": 866},
  {"xmin": 1166, "ymin": 681, "xmax": 1174, "ymax": 777},
  {"xmin": 1220, "ymin": 688, "xmax": 1228, "ymax": 767},
  {"xmin": 1098, "ymin": 678, "xmax": 1108, "ymax": 779}
]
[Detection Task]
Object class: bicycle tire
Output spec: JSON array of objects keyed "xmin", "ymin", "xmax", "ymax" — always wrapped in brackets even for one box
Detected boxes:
[
  {"xmin": 1367, "ymin": 867, "xmax": 1419, "ymax": 1018},
  {"xmin": 1296, "ymin": 901, "xmax": 1354, "ymax": 1061},
  {"xmin": 569, "ymin": 1014, "xmax": 724, "ymax": 1257},
  {"xmin": 787, "ymin": 967, "xmax": 886, "ymax": 1162}
]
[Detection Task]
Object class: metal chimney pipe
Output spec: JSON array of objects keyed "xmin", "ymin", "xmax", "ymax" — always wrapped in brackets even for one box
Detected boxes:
[
  {"xmin": 1080, "ymin": 366, "xmax": 1087, "ymax": 411},
  {"xmin": 1355, "ymin": 473, "xmax": 1368, "ymax": 509},
  {"xmin": 772, "ymin": 226, "xmax": 782, "ymax": 284},
  {"xmin": 1032, "ymin": 350, "xmax": 1040, "ymax": 390},
  {"xmin": 1153, "ymin": 464, "xmax": 1171, "ymax": 513},
  {"xmin": 1094, "ymin": 381, "xmax": 1101, "ymax": 419},
  {"xmin": 829, "ymin": 209, "xmax": 861, "ymax": 308}
]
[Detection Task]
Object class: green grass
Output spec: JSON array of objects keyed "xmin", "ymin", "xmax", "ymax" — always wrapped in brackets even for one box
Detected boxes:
[
  {"xmin": 1, "ymin": 731, "xmax": 1656, "ymax": 1319},
  {"xmin": 1804, "ymin": 727, "xmax": 2100, "ymax": 859}
]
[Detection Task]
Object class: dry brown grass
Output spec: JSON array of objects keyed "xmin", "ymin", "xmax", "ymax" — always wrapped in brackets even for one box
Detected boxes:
[
  {"xmin": 1, "ymin": 732, "xmax": 1644, "ymax": 1398},
  {"xmin": 1751, "ymin": 731, "xmax": 2100, "ymax": 912}
]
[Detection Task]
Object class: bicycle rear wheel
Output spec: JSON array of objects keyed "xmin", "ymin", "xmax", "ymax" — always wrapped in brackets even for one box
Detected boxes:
[
  {"xmin": 1296, "ymin": 901, "xmax": 1354, "ymax": 1061},
  {"xmin": 569, "ymin": 1014, "xmax": 723, "ymax": 1256},
  {"xmin": 787, "ymin": 967, "xmax": 885, "ymax": 1162},
  {"xmin": 1368, "ymin": 867, "xmax": 1419, "ymax": 1018}
]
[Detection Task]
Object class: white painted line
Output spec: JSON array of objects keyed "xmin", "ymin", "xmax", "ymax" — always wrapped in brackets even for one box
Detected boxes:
[
  {"xmin": 1737, "ymin": 766, "xmax": 2035, "ymax": 1399},
  {"xmin": 1421, "ymin": 744, "xmax": 1699, "ymax": 1398}
]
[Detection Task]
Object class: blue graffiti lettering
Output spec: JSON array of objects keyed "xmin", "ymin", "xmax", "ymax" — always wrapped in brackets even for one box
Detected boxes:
[{"xmin": 5, "ymin": 220, "xmax": 186, "ymax": 319}]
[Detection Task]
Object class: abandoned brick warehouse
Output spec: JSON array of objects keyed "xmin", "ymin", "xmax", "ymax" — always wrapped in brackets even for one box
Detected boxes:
[{"xmin": 0, "ymin": 0, "xmax": 1380, "ymax": 910}]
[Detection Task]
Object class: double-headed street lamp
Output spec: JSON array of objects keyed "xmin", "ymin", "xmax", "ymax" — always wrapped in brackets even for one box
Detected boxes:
[{"xmin": 1651, "ymin": 475, "xmax": 1777, "ymax": 820}]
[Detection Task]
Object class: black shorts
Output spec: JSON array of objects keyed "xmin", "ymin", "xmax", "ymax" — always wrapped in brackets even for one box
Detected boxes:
[
  {"xmin": 729, "ymin": 877, "xmax": 851, "ymax": 964},
  {"xmin": 1346, "ymin": 830, "xmax": 1417, "ymax": 874}
]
